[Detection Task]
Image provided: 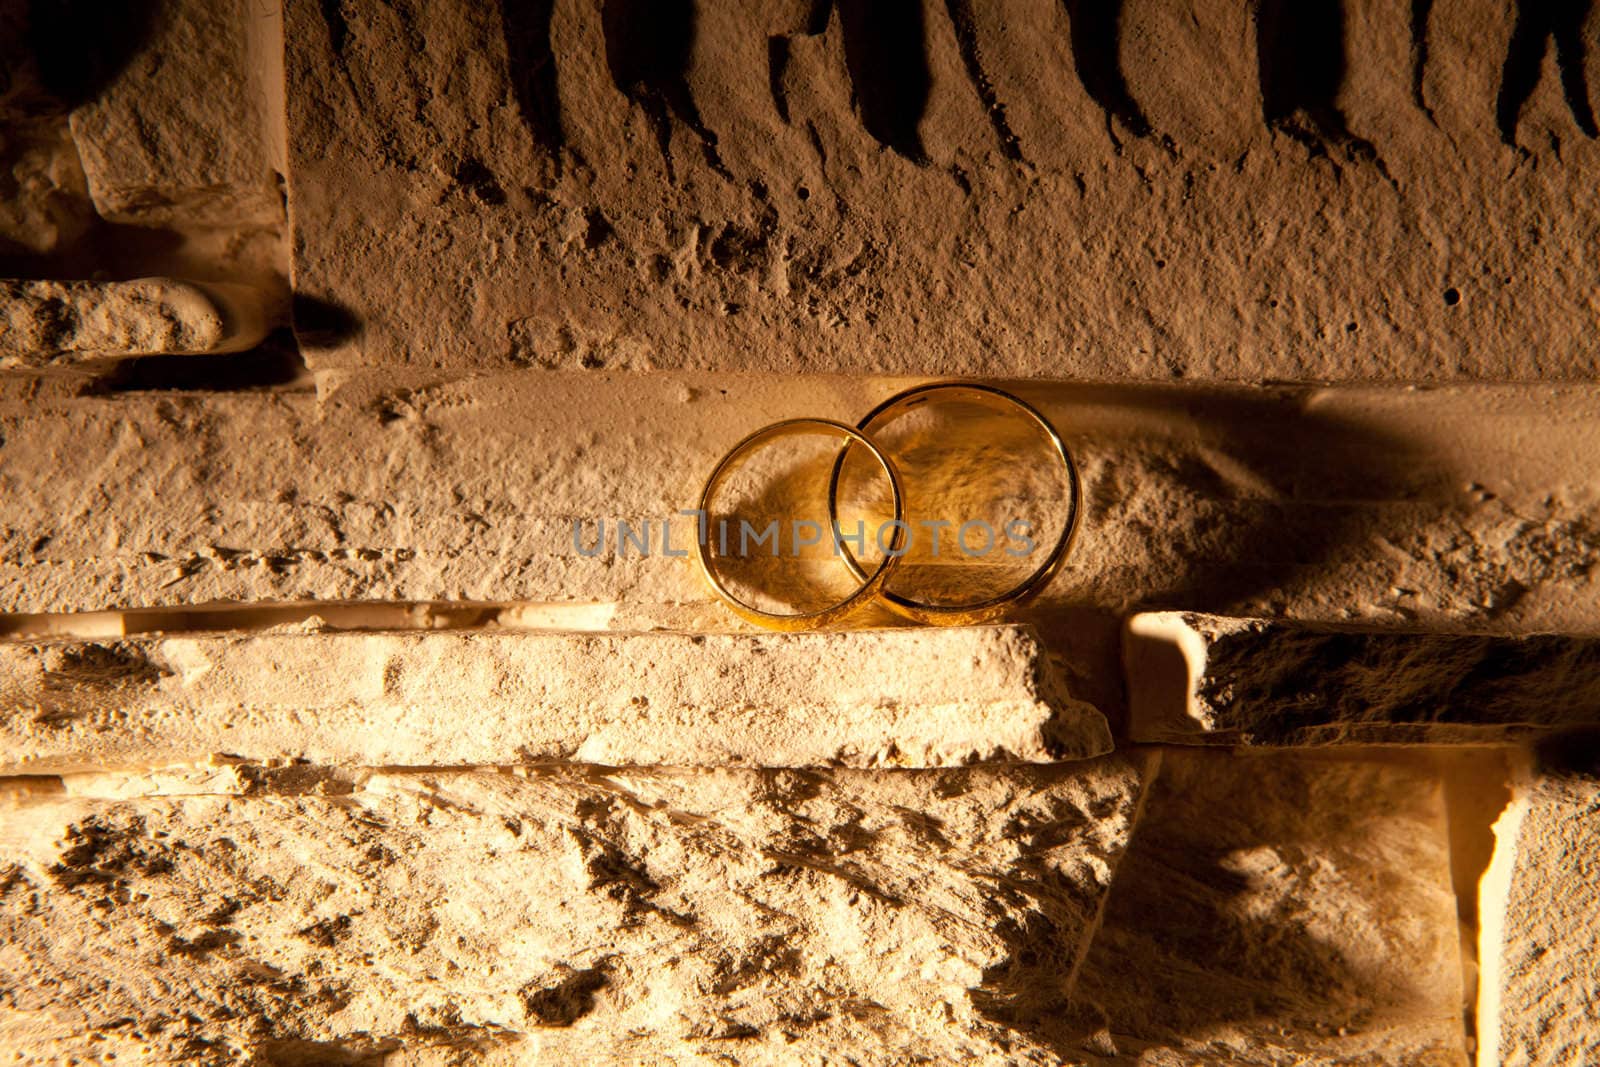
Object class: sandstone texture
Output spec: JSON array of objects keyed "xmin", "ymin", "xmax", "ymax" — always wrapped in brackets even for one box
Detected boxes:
[
  {"xmin": 0, "ymin": 278, "xmax": 270, "ymax": 365},
  {"xmin": 1125, "ymin": 610, "xmax": 1600, "ymax": 745},
  {"xmin": 0, "ymin": 758, "xmax": 1148, "ymax": 1064},
  {"xmin": 1068, "ymin": 749, "xmax": 1467, "ymax": 1065},
  {"xmin": 0, "ymin": 0, "xmax": 290, "ymax": 323},
  {"xmin": 284, "ymin": 0, "xmax": 1600, "ymax": 379},
  {"xmin": 0, "ymin": 624, "xmax": 1111, "ymax": 771},
  {"xmin": 1478, "ymin": 751, "xmax": 1600, "ymax": 1067}
]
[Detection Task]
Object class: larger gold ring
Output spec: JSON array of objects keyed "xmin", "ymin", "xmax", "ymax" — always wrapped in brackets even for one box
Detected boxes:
[
  {"xmin": 697, "ymin": 418, "xmax": 908, "ymax": 630},
  {"xmin": 826, "ymin": 382, "xmax": 1081, "ymax": 626}
]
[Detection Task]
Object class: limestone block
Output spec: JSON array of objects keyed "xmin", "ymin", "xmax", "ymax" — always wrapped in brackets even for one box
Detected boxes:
[
  {"xmin": 0, "ymin": 278, "xmax": 270, "ymax": 365},
  {"xmin": 67, "ymin": 0, "xmax": 282, "ymax": 226},
  {"xmin": 0, "ymin": 624, "xmax": 1111, "ymax": 771},
  {"xmin": 1068, "ymin": 750, "xmax": 1467, "ymax": 1064},
  {"xmin": 1125, "ymin": 611, "xmax": 1600, "ymax": 745},
  {"xmin": 1478, "ymin": 754, "xmax": 1600, "ymax": 1067},
  {"xmin": 282, "ymin": 0, "xmax": 1600, "ymax": 377},
  {"xmin": 0, "ymin": 758, "xmax": 1150, "ymax": 1064}
]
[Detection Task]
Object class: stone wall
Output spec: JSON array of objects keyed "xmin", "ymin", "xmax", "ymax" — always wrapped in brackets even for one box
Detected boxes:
[{"xmin": 2, "ymin": 1, "xmax": 1599, "ymax": 1064}]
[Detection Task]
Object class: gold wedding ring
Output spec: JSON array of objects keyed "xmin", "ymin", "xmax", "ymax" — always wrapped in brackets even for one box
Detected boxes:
[
  {"xmin": 827, "ymin": 382, "xmax": 1080, "ymax": 626},
  {"xmin": 693, "ymin": 386, "xmax": 1078, "ymax": 630},
  {"xmin": 696, "ymin": 418, "xmax": 907, "ymax": 630}
]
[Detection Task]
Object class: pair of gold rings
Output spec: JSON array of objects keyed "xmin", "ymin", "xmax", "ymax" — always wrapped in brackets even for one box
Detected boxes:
[{"xmin": 695, "ymin": 382, "xmax": 1081, "ymax": 630}]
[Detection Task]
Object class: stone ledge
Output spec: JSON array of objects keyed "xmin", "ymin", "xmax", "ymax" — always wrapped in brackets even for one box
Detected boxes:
[
  {"xmin": 0, "ymin": 623, "xmax": 1110, "ymax": 771},
  {"xmin": 0, "ymin": 278, "xmax": 269, "ymax": 364},
  {"xmin": 1124, "ymin": 610, "xmax": 1600, "ymax": 745}
]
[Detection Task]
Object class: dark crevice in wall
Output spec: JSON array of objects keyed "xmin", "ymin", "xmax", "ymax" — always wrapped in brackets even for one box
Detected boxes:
[
  {"xmin": 499, "ymin": 0, "xmax": 564, "ymax": 154},
  {"xmin": 601, "ymin": 0, "xmax": 729, "ymax": 181},
  {"xmin": 291, "ymin": 293, "xmax": 362, "ymax": 349},
  {"xmin": 836, "ymin": 0, "xmax": 930, "ymax": 163},
  {"xmin": 1255, "ymin": 0, "xmax": 1344, "ymax": 134},
  {"xmin": 1061, "ymin": 0, "xmax": 1150, "ymax": 141},
  {"xmin": 0, "ymin": 218, "xmax": 199, "ymax": 287},
  {"xmin": 766, "ymin": 35, "xmax": 792, "ymax": 123},
  {"xmin": 804, "ymin": 0, "xmax": 832, "ymax": 37},
  {"xmin": 317, "ymin": 0, "xmax": 350, "ymax": 56},
  {"xmin": 769, "ymin": 0, "xmax": 934, "ymax": 166},
  {"xmin": 451, "ymin": 155, "xmax": 507, "ymax": 205},
  {"xmin": 945, "ymin": 0, "xmax": 1024, "ymax": 162},
  {"xmin": 258, "ymin": 1037, "xmax": 402, "ymax": 1067},
  {"xmin": 1410, "ymin": 0, "xmax": 1436, "ymax": 119},
  {"xmin": 1496, "ymin": 0, "xmax": 1598, "ymax": 145},
  {"xmin": 1253, "ymin": 0, "xmax": 1386, "ymax": 171},
  {"xmin": 1534, "ymin": 727, "xmax": 1600, "ymax": 777},
  {"xmin": 90, "ymin": 330, "xmax": 309, "ymax": 394}
]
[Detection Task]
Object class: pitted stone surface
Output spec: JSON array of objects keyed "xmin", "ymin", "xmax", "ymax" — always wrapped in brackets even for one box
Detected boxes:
[
  {"xmin": 283, "ymin": 0, "xmax": 1600, "ymax": 379},
  {"xmin": 67, "ymin": 0, "xmax": 282, "ymax": 227},
  {"xmin": 2, "ymin": 379, "xmax": 1598, "ymax": 644},
  {"xmin": 0, "ymin": 759, "xmax": 1148, "ymax": 1064},
  {"xmin": 1479, "ymin": 755, "xmax": 1600, "ymax": 1067}
]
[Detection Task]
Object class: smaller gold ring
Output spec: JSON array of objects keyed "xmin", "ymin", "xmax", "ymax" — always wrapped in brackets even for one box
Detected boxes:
[
  {"xmin": 697, "ymin": 418, "xmax": 907, "ymax": 630},
  {"xmin": 826, "ymin": 382, "xmax": 1081, "ymax": 626}
]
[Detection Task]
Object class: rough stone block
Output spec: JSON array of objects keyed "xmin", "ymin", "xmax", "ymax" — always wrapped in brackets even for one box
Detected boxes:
[
  {"xmin": 1125, "ymin": 611, "xmax": 1600, "ymax": 745},
  {"xmin": 282, "ymin": 0, "xmax": 1600, "ymax": 378},
  {"xmin": 0, "ymin": 758, "xmax": 1149, "ymax": 1063},
  {"xmin": 67, "ymin": 0, "xmax": 282, "ymax": 227},
  {"xmin": 3, "ymin": 378, "xmax": 1598, "ymax": 644}
]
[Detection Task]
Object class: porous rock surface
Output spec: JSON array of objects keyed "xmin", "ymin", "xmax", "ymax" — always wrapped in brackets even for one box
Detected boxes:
[
  {"xmin": 0, "ymin": 118, "xmax": 96, "ymax": 269},
  {"xmin": 1125, "ymin": 610, "xmax": 1600, "ymax": 745},
  {"xmin": 0, "ymin": 278, "xmax": 269, "ymax": 365},
  {"xmin": 285, "ymin": 0, "xmax": 1600, "ymax": 378},
  {"xmin": 0, "ymin": 624, "xmax": 1111, "ymax": 770},
  {"xmin": 0, "ymin": 758, "xmax": 1148, "ymax": 1064},
  {"xmin": 1067, "ymin": 749, "xmax": 1467, "ymax": 1065}
]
